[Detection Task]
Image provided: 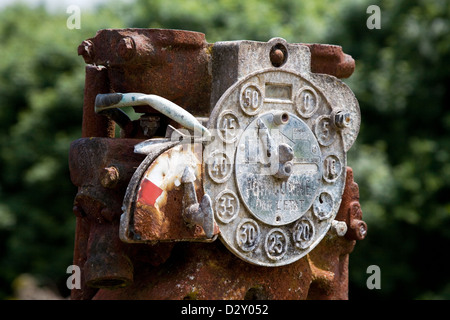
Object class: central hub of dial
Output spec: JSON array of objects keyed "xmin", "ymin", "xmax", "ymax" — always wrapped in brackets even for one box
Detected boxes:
[{"xmin": 235, "ymin": 111, "xmax": 322, "ymax": 226}]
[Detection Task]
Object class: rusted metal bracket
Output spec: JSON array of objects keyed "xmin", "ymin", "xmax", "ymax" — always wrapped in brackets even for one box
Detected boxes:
[
  {"xmin": 336, "ymin": 167, "xmax": 368, "ymax": 241},
  {"xmin": 119, "ymin": 142, "xmax": 220, "ymax": 243}
]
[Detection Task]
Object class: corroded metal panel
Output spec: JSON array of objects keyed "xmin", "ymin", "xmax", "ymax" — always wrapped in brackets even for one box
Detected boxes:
[{"xmin": 70, "ymin": 30, "xmax": 365, "ymax": 300}]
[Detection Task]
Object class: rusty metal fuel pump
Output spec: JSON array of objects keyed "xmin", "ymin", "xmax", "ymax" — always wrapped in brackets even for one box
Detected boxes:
[{"xmin": 69, "ymin": 29, "xmax": 367, "ymax": 300}]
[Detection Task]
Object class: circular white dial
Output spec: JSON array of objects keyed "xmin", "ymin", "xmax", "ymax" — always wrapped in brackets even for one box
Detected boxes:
[{"xmin": 204, "ymin": 69, "xmax": 349, "ymax": 266}]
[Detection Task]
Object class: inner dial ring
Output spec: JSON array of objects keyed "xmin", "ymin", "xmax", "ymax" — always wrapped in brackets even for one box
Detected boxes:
[{"xmin": 235, "ymin": 111, "xmax": 323, "ymax": 226}]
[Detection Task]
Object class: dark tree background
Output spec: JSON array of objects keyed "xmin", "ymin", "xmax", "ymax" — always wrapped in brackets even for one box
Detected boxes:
[{"xmin": 0, "ymin": 0, "xmax": 448, "ymax": 299}]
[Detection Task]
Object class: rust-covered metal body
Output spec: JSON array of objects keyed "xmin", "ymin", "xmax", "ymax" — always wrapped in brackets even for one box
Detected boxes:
[{"xmin": 69, "ymin": 28, "xmax": 366, "ymax": 300}]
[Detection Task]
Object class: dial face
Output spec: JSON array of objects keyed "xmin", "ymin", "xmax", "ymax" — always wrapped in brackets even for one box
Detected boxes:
[
  {"xmin": 204, "ymin": 69, "xmax": 347, "ymax": 267},
  {"xmin": 235, "ymin": 112, "xmax": 322, "ymax": 226}
]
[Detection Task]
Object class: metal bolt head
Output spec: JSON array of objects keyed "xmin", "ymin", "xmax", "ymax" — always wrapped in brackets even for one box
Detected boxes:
[
  {"xmin": 78, "ymin": 40, "xmax": 94, "ymax": 64},
  {"xmin": 334, "ymin": 111, "xmax": 352, "ymax": 129},
  {"xmin": 270, "ymin": 44, "xmax": 288, "ymax": 67},
  {"xmin": 332, "ymin": 220, "xmax": 348, "ymax": 237},
  {"xmin": 270, "ymin": 49, "xmax": 284, "ymax": 66},
  {"xmin": 117, "ymin": 36, "xmax": 136, "ymax": 60},
  {"xmin": 100, "ymin": 166, "xmax": 120, "ymax": 189},
  {"xmin": 72, "ymin": 205, "xmax": 86, "ymax": 218},
  {"xmin": 353, "ymin": 219, "xmax": 367, "ymax": 240}
]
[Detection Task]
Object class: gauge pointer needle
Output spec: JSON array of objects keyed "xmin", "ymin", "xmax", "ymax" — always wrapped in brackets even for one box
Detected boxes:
[
  {"xmin": 257, "ymin": 119, "xmax": 277, "ymax": 159},
  {"xmin": 257, "ymin": 118, "xmax": 294, "ymax": 179}
]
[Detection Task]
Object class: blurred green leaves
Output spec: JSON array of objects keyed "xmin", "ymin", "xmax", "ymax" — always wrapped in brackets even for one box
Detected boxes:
[
  {"xmin": 0, "ymin": 3, "xmax": 124, "ymax": 298},
  {"xmin": 328, "ymin": 0, "xmax": 450, "ymax": 299}
]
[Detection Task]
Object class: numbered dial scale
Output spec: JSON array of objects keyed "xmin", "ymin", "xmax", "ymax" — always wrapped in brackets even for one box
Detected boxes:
[{"xmin": 204, "ymin": 69, "xmax": 357, "ymax": 266}]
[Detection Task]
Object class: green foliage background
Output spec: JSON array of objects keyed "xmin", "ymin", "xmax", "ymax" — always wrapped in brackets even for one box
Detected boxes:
[{"xmin": 0, "ymin": 0, "xmax": 448, "ymax": 299}]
